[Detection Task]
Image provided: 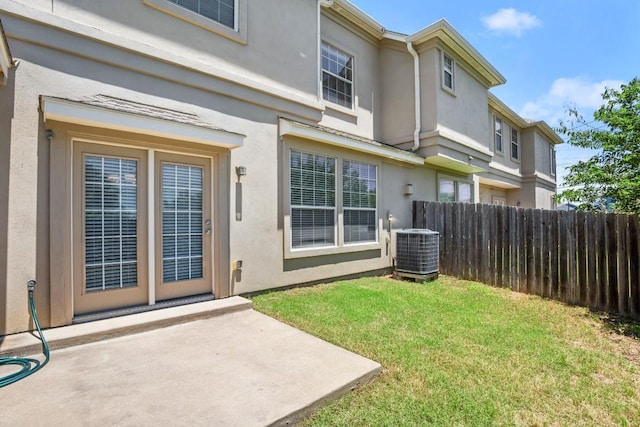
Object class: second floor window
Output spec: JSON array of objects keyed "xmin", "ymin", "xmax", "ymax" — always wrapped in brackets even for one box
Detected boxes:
[
  {"xmin": 443, "ymin": 53, "xmax": 455, "ymax": 90},
  {"xmin": 511, "ymin": 128, "xmax": 519, "ymax": 160},
  {"xmin": 167, "ymin": 0, "xmax": 234, "ymax": 29},
  {"xmin": 550, "ymin": 145, "xmax": 556, "ymax": 177},
  {"xmin": 322, "ymin": 43, "xmax": 354, "ymax": 109},
  {"xmin": 494, "ymin": 117, "xmax": 503, "ymax": 153}
]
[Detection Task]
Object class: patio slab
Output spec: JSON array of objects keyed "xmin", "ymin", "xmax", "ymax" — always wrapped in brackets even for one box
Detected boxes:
[{"xmin": 0, "ymin": 301, "xmax": 381, "ymax": 426}]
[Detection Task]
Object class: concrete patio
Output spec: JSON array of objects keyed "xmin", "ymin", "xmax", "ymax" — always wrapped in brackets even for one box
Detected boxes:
[{"xmin": 0, "ymin": 297, "xmax": 381, "ymax": 426}]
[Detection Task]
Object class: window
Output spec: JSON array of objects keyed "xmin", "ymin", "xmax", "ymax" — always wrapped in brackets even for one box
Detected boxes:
[
  {"xmin": 443, "ymin": 53, "xmax": 455, "ymax": 91},
  {"xmin": 511, "ymin": 128, "xmax": 519, "ymax": 160},
  {"xmin": 290, "ymin": 151, "xmax": 336, "ymax": 249},
  {"xmin": 438, "ymin": 176, "xmax": 472, "ymax": 203},
  {"xmin": 550, "ymin": 145, "xmax": 556, "ymax": 177},
  {"xmin": 343, "ymin": 161, "xmax": 377, "ymax": 243},
  {"xmin": 289, "ymin": 150, "xmax": 378, "ymax": 250},
  {"xmin": 494, "ymin": 117, "xmax": 503, "ymax": 153},
  {"xmin": 167, "ymin": 0, "xmax": 234, "ymax": 28},
  {"xmin": 322, "ymin": 43, "xmax": 354, "ymax": 109}
]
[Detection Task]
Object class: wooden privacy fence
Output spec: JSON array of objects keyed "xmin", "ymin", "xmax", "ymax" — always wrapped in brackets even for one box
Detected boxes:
[{"xmin": 413, "ymin": 201, "xmax": 640, "ymax": 320}]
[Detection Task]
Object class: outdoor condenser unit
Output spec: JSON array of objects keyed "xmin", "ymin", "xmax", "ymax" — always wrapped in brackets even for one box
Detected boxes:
[{"xmin": 395, "ymin": 229, "xmax": 440, "ymax": 275}]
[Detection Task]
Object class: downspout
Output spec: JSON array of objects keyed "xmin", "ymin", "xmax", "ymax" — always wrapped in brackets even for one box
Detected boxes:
[
  {"xmin": 318, "ymin": 0, "xmax": 334, "ymax": 101},
  {"xmin": 407, "ymin": 41, "xmax": 421, "ymax": 151}
]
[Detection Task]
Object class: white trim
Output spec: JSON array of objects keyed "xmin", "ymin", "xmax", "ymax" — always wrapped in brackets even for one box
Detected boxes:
[
  {"xmin": 142, "ymin": 0, "xmax": 247, "ymax": 45},
  {"xmin": 42, "ymin": 97, "xmax": 244, "ymax": 149},
  {"xmin": 148, "ymin": 149, "xmax": 156, "ymax": 305},
  {"xmin": 0, "ymin": 20, "xmax": 13, "ymax": 85},
  {"xmin": 279, "ymin": 118, "xmax": 424, "ymax": 165}
]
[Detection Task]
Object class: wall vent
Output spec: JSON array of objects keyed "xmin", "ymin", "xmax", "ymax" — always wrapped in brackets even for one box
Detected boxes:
[{"xmin": 395, "ymin": 229, "xmax": 439, "ymax": 275}]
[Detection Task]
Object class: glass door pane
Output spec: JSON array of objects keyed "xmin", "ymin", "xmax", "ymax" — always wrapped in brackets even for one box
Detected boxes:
[
  {"xmin": 84, "ymin": 155, "xmax": 138, "ymax": 292},
  {"xmin": 161, "ymin": 164, "xmax": 204, "ymax": 283}
]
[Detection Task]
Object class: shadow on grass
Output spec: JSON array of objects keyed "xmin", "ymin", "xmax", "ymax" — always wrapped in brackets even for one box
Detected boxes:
[{"xmin": 598, "ymin": 313, "xmax": 640, "ymax": 340}]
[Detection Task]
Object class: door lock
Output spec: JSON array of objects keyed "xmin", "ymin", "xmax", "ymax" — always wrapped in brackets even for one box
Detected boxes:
[{"xmin": 204, "ymin": 219, "xmax": 212, "ymax": 235}]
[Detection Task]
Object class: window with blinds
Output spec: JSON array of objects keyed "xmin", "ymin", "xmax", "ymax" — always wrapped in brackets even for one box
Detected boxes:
[
  {"xmin": 84, "ymin": 156, "xmax": 138, "ymax": 292},
  {"xmin": 290, "ymin": 150, "xmax": 336, "ymax": 248},
  {"xmin": 161, "ymin": 164, "xmax": 204, "ymax": 282},
  {"xmin": 343, "ymin": 160, "xmax": 377, "ymax": 243},
  {"xmin": 167, "ymin": 0, "xmax": 235, "ymax": 28}
]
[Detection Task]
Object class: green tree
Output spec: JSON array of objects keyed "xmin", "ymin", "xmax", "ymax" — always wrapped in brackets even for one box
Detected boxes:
[{"xmin": 557, "ymin": 78, "xmax": 640, "ymax": 214}]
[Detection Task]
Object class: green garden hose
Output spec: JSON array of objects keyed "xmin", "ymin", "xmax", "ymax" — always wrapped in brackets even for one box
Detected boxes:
[{"xmin": 0, "ymin": 280, "xmax": 50, "ymax": 388}]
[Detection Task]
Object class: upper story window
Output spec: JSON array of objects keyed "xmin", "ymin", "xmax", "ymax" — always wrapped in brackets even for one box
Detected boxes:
[
  {"xmin": 167, "ymin": 0, "xmax": 234, "ymax": 28},
  {"xmin": 511, "ymin": 128, "xmax": 519, "ymax": 161},
  {"xmin": 144, "ymin": 0, "xmax": 246, "ymax": 44},
  {"xmin": 322, "ymin": 43, "xmax": 354, "ymax": 109},
  {"xmin": 550, "ymin": 144, "xmax": 556, "ymax": 177},
  {"xmin": 442, "ymin": 53, "xmax": 455, "ymax": 91},
  {"xmin": 494, "ymin": 117, "xmax": 503, "ymax": 153},
  {"xmin": 438, "ymin": 176, "xmax": 472, "ymax": 203}
]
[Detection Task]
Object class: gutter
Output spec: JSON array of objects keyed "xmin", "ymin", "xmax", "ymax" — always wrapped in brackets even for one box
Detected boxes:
[{"xmin": 406, "ymin": 41, "xmax": 421, "ymax": 151}]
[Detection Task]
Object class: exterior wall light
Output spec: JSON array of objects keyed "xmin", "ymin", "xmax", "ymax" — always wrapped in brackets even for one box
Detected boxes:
[
  {"xmin": 403, "ymin": 184, "xmax": 414, "ymax": 196},
  {"xmin": 236, "ymin": 166, "xmax": 247, "ymax": 177}
]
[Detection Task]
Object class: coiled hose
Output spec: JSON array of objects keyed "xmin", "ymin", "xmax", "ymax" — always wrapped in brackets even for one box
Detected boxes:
[{"xmin": 0, "ymin": 280, "xmax": 50, "ymax": 388}]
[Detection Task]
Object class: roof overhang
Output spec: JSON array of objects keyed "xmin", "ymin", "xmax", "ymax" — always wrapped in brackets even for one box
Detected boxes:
[
  {"xmin": 0, "ymin": 19, "xmax": 14, "ymax": 86},
  {"xmin": 279, "ymin": 118, "xmax": 424, "ymax": 166},
  {"xmin": 478, "ymin": 176, "xmax": 520, "ymax": 190},
  {"xmin": 424, "ymin": 154, "xmax": 487, "ymax": 174},
  {"xmin": 525, "ymin": 120, "xmax": 564, "ymax": 145},
  {"xmin": 331, "ymin": 0, "xmax": 386, "ymax": 40},
  {"xmin": 408, "ymin": 19, "xmax": 506, "ymax": 88},
  {"xmin": 41, "ymin": 96, "xmax": 245, "ymax": 148}
]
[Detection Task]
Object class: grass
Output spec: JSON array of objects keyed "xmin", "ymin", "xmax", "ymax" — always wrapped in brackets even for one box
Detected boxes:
[{"xmin": 251, "ymin": 276, "xmax": 640, "ymax": 426}]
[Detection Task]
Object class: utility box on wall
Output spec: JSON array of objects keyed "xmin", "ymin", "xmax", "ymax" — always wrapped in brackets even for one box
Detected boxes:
[{"xmin": 395, "ymin": 229, "xmax": 439, "ymax": 275}]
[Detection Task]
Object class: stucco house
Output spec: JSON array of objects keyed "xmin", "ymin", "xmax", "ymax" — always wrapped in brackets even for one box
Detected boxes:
[{"xmin": 0, "ymin": 0, "xmax": 561, "ymax": 335}]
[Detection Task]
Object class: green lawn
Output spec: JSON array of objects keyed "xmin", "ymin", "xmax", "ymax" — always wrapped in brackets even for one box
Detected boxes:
[{"xmin": 251, "ymin": 276, "xmax": 640, "ymax": 426}]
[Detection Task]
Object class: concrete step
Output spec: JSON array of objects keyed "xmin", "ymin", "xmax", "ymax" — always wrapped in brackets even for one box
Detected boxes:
[{"xmin": 0, "ymin": 296, "xmax": 252, "ymax": 357}]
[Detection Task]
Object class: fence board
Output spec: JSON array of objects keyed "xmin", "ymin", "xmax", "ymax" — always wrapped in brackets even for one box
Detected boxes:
[
  {"xmin": 576, "ymin": 212, "xmax": 588, "ymax": 306},
  {"xmin": 607, "ymin": 214, "xmax": 619, "ymax": 313},
  {"xmin": 411, "ymin": 202, "xmax": 640, "ymax": 320},
  {"xmin": 630, "ymin": 215, "xmax": 640, "ymax": 317},
  {"xmin": 617, "ymin": 214, "xmax": 629, "ymax": 316}
]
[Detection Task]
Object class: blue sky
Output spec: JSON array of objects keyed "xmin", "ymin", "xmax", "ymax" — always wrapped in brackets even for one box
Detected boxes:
[{"xmin": 349, "ymin": 0, "xmax": 640, "ymax": 189}]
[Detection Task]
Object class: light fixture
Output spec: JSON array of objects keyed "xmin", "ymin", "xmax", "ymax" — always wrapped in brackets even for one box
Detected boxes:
[
  {"xmin": 236, "ymin": 166, "xmax": 247, "ymax": 177},
  {"xmin": 403, "ymin": 184, "xmax": 414, "ymax": 196}
]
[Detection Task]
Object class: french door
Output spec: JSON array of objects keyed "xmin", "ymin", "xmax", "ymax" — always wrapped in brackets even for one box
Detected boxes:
[{"xmin": 73, "ymin": 142, "xmax": 212, "ymax": 316}]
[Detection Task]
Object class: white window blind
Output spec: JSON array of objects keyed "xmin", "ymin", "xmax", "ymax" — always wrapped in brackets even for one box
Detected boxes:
[
  {"xmin": 84, "ymin": 156, "xmax": 138, "ymax": 292},
  {"xmin": 443, "ymin": 54, "xmax": 454, "ymax": 90},
  {"xmin": 495, "ymin": 117, "xmax": 503, "ymax": 152},
  {"xmin": 162, "ymin": 164, "xmax": 204, "ymax": 282},
  {"xmin": 167, "ymin": 0, "xmax": 234, "ymax": 28},
  {"xmin": 343, "ymin": 160, "xmax": 377, "ymax": 243},
  {"xmin": 290, "ymin": 150, "xmax": 336, "ymax": 248}
]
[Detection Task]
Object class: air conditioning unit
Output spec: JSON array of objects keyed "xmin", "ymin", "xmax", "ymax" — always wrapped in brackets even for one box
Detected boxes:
[{"xmin": 395, "ymin": 229, "xmax": 439, "ymax": 275}]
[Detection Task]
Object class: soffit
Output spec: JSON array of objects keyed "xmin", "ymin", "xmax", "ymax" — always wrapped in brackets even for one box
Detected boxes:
[{"xmin": 41, "ymin": 95, "xmax": 245, "ymax": 148}]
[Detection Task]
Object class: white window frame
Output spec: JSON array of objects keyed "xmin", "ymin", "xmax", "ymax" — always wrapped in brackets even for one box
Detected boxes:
[
  {"xmin": 321, "ymin": 41, "xmax": 355, "ymax": 110},
  {"xmin": 510, "ymin": 127, "xmax": 520, "ymax": 161},
  {"xmin": 437, "ymin": 174, "xmax": 473, "ymax": 203},
  {"xmin": 494, "ymin": 116, "xmax": 503, "ymax": 154},
  {"xmin": 442, "ymin": 52, "xmax": 455, "ymax": 93},
  {"xmin": 143, "ymin": 0, "xmax": 247, "ymax": 44},
  {"xmin": 285, "ymin": 146, "xmax": 380, "ymax": 259},
  {"xmin": 550, "ymin": 144, "xmax": 556, "ymax": 177}
]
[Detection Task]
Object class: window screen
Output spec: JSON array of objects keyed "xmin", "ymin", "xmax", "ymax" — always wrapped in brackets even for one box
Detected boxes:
[
  {"xmin": 343, "ymin": 160, "xmax": 377, "ymax": 243},
  {"xmin": 495, "ymin": 117, "xmax": 503, "ymax": 152},
  {"xmin": 511, "ymin": 128, "xmax": 519, "ymax": 160},
  {"xmin": 167, "ymin": 0, "xmax": 234, "ymax": 28},
  {"xmin": 290, "ymin": 150, "xmax": 336, "ymax": 248},
  {"xmin": 443, "ymin": 54, "xmax": 454, "ymax": 90},
  {"xmin": 84, "ymin": 156, "xmax": 138, "ymax": 292}
]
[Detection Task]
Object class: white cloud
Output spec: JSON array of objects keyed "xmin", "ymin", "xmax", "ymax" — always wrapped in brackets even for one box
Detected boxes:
[
  {"xmin": 482, "ymin": 8, "xmax": 541, "ymax": 37},
  {"xmin": 519, "ymin": 76, "xmax": 624, "ymax": 126}
]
